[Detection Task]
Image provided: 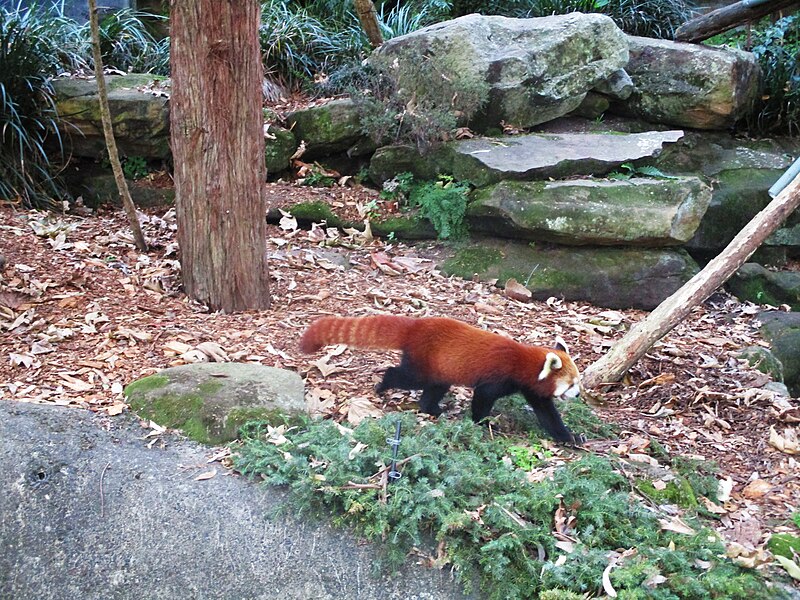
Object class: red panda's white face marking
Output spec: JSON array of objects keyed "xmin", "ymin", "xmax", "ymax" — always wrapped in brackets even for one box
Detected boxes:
[{"xmin": 541, "ymin": 337, "xmax": 581, "ymax": 399}]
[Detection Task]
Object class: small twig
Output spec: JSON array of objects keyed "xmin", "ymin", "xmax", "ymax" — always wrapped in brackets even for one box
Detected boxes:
[
  {"xmin": 341, "ymin": 481, "xmax": 383, "ymax": 490},
  {"xmin": 99, "ymin": 461, "xmax": 111, "ymax": 517},
  {"xmin": 493, "ymin": 502, "xmax": 529, "ymax": 529}
]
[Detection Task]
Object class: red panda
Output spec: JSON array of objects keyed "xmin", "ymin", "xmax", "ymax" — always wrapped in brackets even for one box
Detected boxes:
[{"xmin": 300, "ymin": 315, "xmax": 583, "ymax": 444}]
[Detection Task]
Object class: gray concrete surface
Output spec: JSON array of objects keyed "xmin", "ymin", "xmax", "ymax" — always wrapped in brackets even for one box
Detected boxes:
[{"xmin": 0, "ymin": 400, "xmax": 470, "ymax": 600}]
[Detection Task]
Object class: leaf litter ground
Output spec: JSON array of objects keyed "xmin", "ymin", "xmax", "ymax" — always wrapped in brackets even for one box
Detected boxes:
[{"xmin": 1, "ymin": 182, "xmax": 799, "ymax": 583}]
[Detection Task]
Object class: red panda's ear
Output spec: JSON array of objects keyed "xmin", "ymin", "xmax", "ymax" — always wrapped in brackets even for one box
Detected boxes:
[
  {"xmin": 538, "ymin": 352, "xmax": 563, "ymax": 380},
  {"xmin": 554, "ymin": 336, "xmax": 569, "ymax": 354}
]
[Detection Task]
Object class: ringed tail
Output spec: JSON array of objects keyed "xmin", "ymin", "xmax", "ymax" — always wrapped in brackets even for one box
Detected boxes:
[{"xmin": 300, "ymin": 315, "xmax": 415, "ymax": 353}]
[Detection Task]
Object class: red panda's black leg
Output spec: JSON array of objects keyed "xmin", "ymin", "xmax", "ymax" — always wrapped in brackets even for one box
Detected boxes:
[
  {"xmin": 418, "ymin": 385, "xmax": 449, "ymax": 416},
  {"xmin": 471, "ymin": 382, "xmax": 514, "ymax": 423},
  {"xmin": 523, "ymin": 392, "xmax": 579, "ymax": 444},
  {"xmin": 376, "ymin": 356, "xmax": 423, "ymax": 394}
]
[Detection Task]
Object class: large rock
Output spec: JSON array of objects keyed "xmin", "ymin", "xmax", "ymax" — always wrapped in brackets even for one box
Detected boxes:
[
  {"xmin": 369, "ymin": 130, "xmax": 685, "ymax": 186},
  {"xmin": 439, "ymin": 242, "xmax": 699, "ymax": 310},
  {"xmin": 0, "ymin": 401, "xmax": 470, "ymax": 600},
  {"xmin": 373, "ymin": 13, "xmax": 629, "ymax": 130},
  {"xmin": 728, "ymin": 263, "xmax": 800, "ymax": 311},
  {"xmin": 285, "ymin": 98, "xmax": 373, "ymax": 159},
  {"xmin": 467, "ymin": 176, "xmax": 711, "ymax": 246},
  {"xmin": 757, "ymin": 312, "xmax": 800, "ymax": 397},
  {"xmin": 124, "ymin": 363, "xmax": 306, "ymax": 445},
  {"xmin": 53, "ymin": 74, "xmax": 171, "ymax": 159},
  {"xmin": 613, "ymin": 36, "xmax": 761, "ymax": 130},
  {"xmin": 265, "ymin": 124, "xmax": 298, "ymax": 174}
]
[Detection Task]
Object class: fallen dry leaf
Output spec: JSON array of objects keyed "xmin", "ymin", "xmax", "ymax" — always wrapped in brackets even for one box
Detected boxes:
[
  {"xmin": 775, "ymin": 555, "xmax": 800, "ymax": 581},
  {"xmin": 769, "ymin": 426, "xmax": 800, "ymax": 455},
  {"xmin": 742, "ymin": 479, "xmax": 772, "ymax": 499},
  {"xmin": 346, "ymin": 397, "xmax": 383, "ymax": 425},
  {"xmin": 194, "ymin": 468, "xmax": 217, "ymax": 481},
  {"xmin": 659, "ymin": 516, "xmax": 696, "ymax": 535}
]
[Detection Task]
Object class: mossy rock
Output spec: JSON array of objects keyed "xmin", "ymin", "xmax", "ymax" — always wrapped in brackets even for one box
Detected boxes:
[
  {"xmin": 727, "ymin": 263, "xmax": 800, "ymax": 311},
  {"xmin": 635, "ymin": 477, "xmax": 699, "ymax": 509},
  {"xmin": 439, "ymin": 241, "xmax": 698, "ymax": 310},
  {"xmin": 371, "ymin": 215, "xmax": 438, "ymax": 240},
  {"xmin": 738, "ymin": 346, "xmax": 784, "ymax": 383},
  {"xmin": 287, "ymin": 201, "xmax": 347, "ymax": 228},
  {"xmin": 124, "ymin": 363, "xmax": 306, "ymax": 445},
  {"xmin": 265, "ymin": 126, "xmax": 297, "ymax": 175},
  {"xmin": 285, "ymin": 98, "xmax": 372, "ymax": 159}
]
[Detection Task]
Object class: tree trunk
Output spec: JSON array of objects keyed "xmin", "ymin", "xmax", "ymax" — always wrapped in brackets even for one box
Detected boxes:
[
  {"xmin": 354, "ymin": 0, "xmax": 384, "ymax": 48},
  {"xmin": 88, "ymin": 0, "xmax": 148, "ymax": 253},
  {"xmin": 170, "ymin": 0, "xmax": 271, "ymax": 312},
  {"xmin": 675, "ymin": 0, "xmax": 800, "ymax": 43},
  {"xmin": 582, "ymin": 173, "xmax": 800, "ymax": 390}
]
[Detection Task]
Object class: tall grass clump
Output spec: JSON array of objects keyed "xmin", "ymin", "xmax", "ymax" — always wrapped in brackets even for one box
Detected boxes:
[
  {"xmin": 261, "ymin": 0, "xmax": 447, "ymax": 88},
  {"xmin": 0, "ymin": 5, "xmax": 66, "ymax": 208},
  {"xmin": 235, "ymin": 414, "xmax": 777, "ymax": 600},
  {"xmin": 75, "ymin": 8, "xmax": 168, "ymax": 75}
]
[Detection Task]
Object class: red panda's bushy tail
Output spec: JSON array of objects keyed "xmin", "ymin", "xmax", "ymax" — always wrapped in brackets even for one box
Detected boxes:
[{"xmin": 299, "ymin": 315, "xmax": 414, "ymax": 353}]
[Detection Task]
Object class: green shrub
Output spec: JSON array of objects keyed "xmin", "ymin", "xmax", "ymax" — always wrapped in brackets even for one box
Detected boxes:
[
  {"xmin": 234, "ymin": 414, "xmax": 775, "ymax": 600},
  {"xmin": 260, "ymin": 0, "xmax": 356, "ymax": 85},
  {"xmin": 734, "ymin": 15, "xmax": 799, "ymax": 137},
  {"xmin": 708, "ymin": 16, "xmax": 800, "ymax": 136},
  {"xmin": 347, "ymin": 48, "xmax": 489, "ymax": 152},
  {"xmin": 0, "ymin": 5, "xmax": 67, "ymax": 208},
  {"xmin": 122, "ymin": 156, "xmax": 149, "ymax": 180},
  {"xmin": 264, "ymin": 0, "xmax": 449, "ymax": 88}
]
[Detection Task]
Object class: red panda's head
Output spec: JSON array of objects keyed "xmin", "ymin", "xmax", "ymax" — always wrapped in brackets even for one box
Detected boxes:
[{"xmin": 537, "ymin": 337, "xmax": 580, "ymax": 399}]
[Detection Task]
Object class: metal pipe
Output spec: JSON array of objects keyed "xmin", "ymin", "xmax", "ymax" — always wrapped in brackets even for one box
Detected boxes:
[{"xmin": 769, "ymin": 156, "xmax": 800, "ymax": 198}]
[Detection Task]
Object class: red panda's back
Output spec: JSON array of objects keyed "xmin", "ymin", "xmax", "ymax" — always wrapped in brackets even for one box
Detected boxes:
[{"xmin": 406, "ymin": 318, "xmax": 520, "ymax": 386}]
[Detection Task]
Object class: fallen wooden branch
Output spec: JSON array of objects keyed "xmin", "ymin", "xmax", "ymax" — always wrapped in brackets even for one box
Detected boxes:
[{"xmin": 675, "ymin": 0, "xmax": 800, "ymax": 43}]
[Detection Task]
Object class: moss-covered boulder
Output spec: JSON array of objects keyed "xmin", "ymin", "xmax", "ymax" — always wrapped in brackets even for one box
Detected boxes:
[
  {"xmin": 467, "ymin": 176, "xmax": 710, "ymax": 246},
  {"xmin": 124, "ymin": 363, "xmax": 306, "ymax": 445},
  {"xmin": 738, "ymin": 346, "xmax": 784, "ymax": 383},
  {"xmin": 65, "ymin": 163, "xmax": 174, "ymax": 208},
  {"xmin": 266, "ymin": 202, "xmax": 439, "ymax": 240},
  {"xmin": 757, "ymin": 311, "xmax": 800, "ymax": 397},
  {"xmin": 768, "ymin": 533, "xmax": 800, "ymax": 559},
  {"xmin": 728, "ymin": 263, "xmax": 800, "ymax": 311},
  {"xmin": 612, "ymin": 36, "xmax": 760, "ymax": 130},
  {"xmin": 654, "ymin": 131, "xmax": 798, "ymax": 263},
  {"xmin": 53, "ymin": 74, "xmax": 170, "ymax": 159},
  {"xmin": 285, "ymin": 99, "xmax": 373, "ymax": 159},
  {"xmin": 439, "ymin": 241, "xmax": 698, "ymax": 310},
  {"xmin": 265, "ymin": 125, "xmax": 297, "ymax": 175},
  {"xmin": 373, "ymin": 12, "xmax": 629, "ymax": 129}
]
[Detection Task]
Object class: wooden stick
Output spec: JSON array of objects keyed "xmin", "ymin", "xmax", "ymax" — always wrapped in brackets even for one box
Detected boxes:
[
  {"xmin": 88, "ymin": 0, "xmax": 148, "ymax": 252},
  {"xmin": 675, "ymin": 0, "xmax": 800, "ymax": 44}
]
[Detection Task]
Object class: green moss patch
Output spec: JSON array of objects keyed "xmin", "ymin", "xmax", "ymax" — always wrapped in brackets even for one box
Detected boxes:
[{"xmin": 769, "ymin": 533, "xmax": 800, "ymax": 559}]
